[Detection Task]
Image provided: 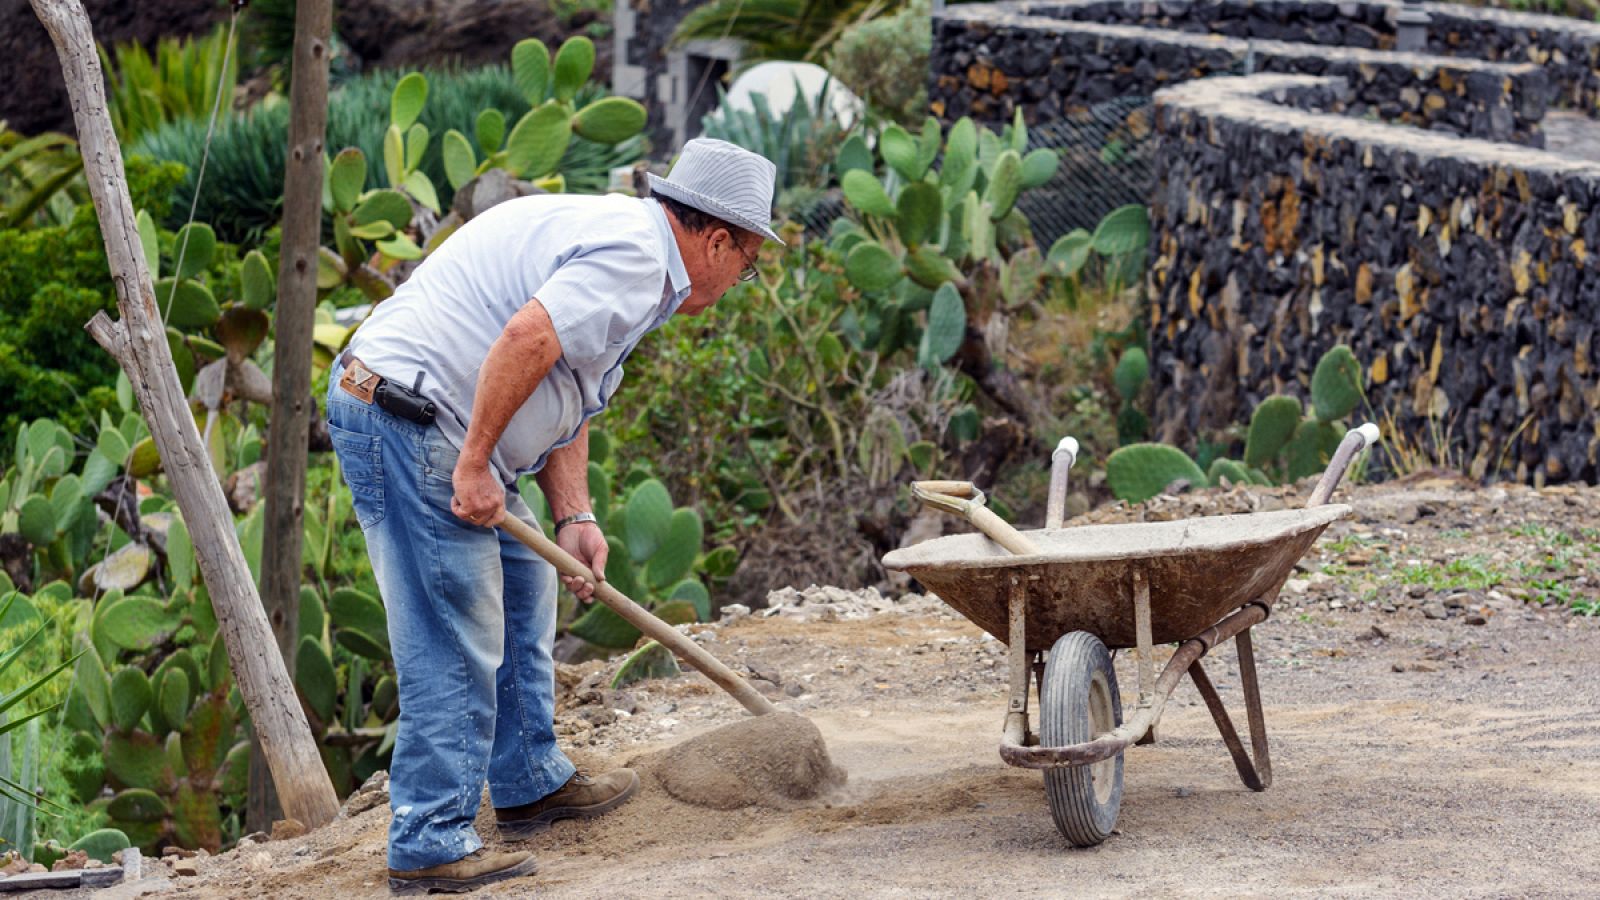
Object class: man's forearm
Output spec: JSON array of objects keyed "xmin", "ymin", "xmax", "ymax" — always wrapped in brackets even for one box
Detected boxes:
[
  {"xmin": 536, "ymin": 422, "xmax": 591, "ymax": 520},
  {"xmin": 460, "ymin": 298, "xmax": 562, "ymax": 469}
]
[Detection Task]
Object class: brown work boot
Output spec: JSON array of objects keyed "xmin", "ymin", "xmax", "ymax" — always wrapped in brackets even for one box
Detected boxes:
[
  {"xmin": 496, "ymin": 769, "xmax": 639, "ymax": 839},
  {"xmin": 387, "ymin": 848, "xmax": 537, "ymax": 894}
]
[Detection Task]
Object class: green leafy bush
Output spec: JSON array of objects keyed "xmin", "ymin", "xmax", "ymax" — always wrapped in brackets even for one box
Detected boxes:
[
  {"xmin": 0, "ymin": 158, "xmax": 185, "ymax": 437},
  {"xmin": 826, "ymin": 0, "xmax": 930, "ymax": 127}
]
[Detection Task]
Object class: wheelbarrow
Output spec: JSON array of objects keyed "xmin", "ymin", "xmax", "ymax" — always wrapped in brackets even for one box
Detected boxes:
[{"xmin": 881, "ymin": 424, "xmax": 1380, "ymax": 846}]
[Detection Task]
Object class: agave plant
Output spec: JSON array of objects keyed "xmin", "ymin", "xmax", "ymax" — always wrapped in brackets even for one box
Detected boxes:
[{"xmin": 100, "ymin": 24, "xmax": 239, "ymax": 145}]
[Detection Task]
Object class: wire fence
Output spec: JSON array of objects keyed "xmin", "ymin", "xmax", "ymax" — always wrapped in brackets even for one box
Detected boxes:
[{"xmin": 779, "ymin": 95, "xmax": 1158, "ymax": 249}]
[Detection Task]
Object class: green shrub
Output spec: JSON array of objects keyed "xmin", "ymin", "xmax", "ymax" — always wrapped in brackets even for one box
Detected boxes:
[
  {"xmin": 826, "ymin": 0, "xmax": 930, "ymax": 127},
  {"xmin": 0, "ymin": 158, "xmax": 185, "ymax": 437}
]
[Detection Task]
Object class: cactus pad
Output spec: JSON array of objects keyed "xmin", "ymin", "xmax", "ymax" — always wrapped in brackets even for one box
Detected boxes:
[
  {"xmin": 572, "ymin": 96, "xmax": 647, "ymax": 144},
  {"xmin": 878, "ymin": 125, "xmax": 921, "ymax": 181},
  {"xmin": 67, "ymin": 829, "xmax": 130, "ymax": 865},
  {"xmin": 610, "ymin": 641, "xmax": 681, "ymax": 688},
  {"xmin": 1113, "ymin": 347, "xmax": 1149, "ymax": 401},
  {"xmin": 841, "ymin": 169, "xmax": 895, "ymax": 219},
  {"xmin": 552, "ymin": 37, "xmax": 596, "ymax": 102},
  {"xmin": 894, "ymin": 182, "xmax": 943, "ymax": 248},
  {"xmin": 984, "ymin": 150, "xmax": 1023, "ymax": 220},
  {"xmin": 1311, "ymin": 344, "xmax": 1363, "ymax": 422},
  {"xmin": 505, "ymin": 103, "xmax": 572, "ymax": 180},
  {"xmin": 1244, "ymin": 394, "xmax": 1304, "ymax": 468},
  {"xmin": 844, "ymin": 240, "xmax": 901, "ymax": 293},
  {"xmin": 623, "ymin": 478, "xmax": 674, "ymax": 563},
  {"xmin": 1105, "ymin": 443, "xmax": 1208, "ymax": 503},
  {"xmin": 646, "ymin": 507, "xmax": 702, "ymax": 591},
  {"xmin": 918, "ymin": 282, "xmax": 966, "ymax": 369}
]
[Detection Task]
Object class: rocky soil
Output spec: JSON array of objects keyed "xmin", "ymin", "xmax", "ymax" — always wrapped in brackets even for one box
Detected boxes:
[{"xmin": 66, "ymin": 476, "xmax": 1600, "ymax": 897}]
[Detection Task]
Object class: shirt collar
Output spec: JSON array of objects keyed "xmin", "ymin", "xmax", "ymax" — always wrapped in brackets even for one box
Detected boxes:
[{"xmin": 647, "ymin": 198, "xmax": 692, "ymax": 301}]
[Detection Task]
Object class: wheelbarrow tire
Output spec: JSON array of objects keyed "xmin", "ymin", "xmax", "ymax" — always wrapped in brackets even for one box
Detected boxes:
[{"xmin": 1041, "ymin": 630, "xmax": 1124, "ymax": 847}]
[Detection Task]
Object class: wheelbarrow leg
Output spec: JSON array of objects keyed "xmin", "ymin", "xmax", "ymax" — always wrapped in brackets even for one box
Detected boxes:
[
  {"xmin": 1002, "ymin": 575, "xmax": 1032, "ymax": 748},
  {"xmin": 1187, "ymin": 627, "xmax": 1273, "ymax": 791}
]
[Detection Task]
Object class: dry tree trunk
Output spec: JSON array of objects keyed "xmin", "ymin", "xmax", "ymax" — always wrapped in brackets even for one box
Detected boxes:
[
  {"xmin": 251, "ymin": 0, "xmax": 335, "ymax": 834},
  {"xmin": 30, "ymin": 0, "xmax": 340, "ymax": 831}
]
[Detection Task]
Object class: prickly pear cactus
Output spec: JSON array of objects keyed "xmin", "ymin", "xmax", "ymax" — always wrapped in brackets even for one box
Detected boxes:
[
  {"xmin": 1311, "ymin": 344, "xmax": 1363, "ymax": 423},
  {"xmin": 832, "ymin": 112, "xmax": 1061, "ymax": 360},
  {"xmin": 563, "ymin": 476, "xmax": 720, "ymax": 650},
  {"xmin": 1244, "ymin": 395, "xmax": 1303, "ymax": 468},
  {"xmin": 68, "ymin": 617, "xmax": 246, "ymax": 853},
  {"xmin": 1105, "ymin": 443, "xmax": 1209, "ymax": 504}
]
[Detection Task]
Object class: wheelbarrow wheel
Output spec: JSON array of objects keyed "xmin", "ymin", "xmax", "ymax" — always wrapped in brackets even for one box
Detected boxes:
[{"xmin": 1041, "ymin": 630, "xmax": 1124, "ymax": 847}]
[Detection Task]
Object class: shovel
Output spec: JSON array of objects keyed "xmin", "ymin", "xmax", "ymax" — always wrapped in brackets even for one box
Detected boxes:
[{"xmin": 498, "ymin": 515, "xmax": 777, "ymax": 717}]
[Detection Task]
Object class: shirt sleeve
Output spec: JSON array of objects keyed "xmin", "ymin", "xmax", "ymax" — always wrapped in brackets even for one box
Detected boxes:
[{"xmin": 537, "ymin": 243, "xmax": 667, "ymax": 368}]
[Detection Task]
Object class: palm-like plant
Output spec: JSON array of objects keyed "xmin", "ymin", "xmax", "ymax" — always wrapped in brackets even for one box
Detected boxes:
[{"xmin": 672, "ymin": 0, "xmax": 908, "ymax": 64}]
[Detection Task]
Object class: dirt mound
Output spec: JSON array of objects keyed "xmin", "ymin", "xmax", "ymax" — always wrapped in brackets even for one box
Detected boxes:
[{"xmin": 640, "ymin": 712, "xmax": 847, "ymax": 810}]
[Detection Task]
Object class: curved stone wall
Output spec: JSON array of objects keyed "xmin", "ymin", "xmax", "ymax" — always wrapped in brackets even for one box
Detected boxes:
[{"xmin": 1152, "ymin": 73, "xmax": 1599, "ymax": 484}]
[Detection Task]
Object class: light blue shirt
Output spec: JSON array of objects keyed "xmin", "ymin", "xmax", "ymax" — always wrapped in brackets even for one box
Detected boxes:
[{"xmin": 349, "ymin": 194, "xmax": 691, "ymax": 484}]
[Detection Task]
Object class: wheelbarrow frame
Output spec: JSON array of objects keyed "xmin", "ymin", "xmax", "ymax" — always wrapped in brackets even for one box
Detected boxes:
[{"xmin": 887, "ymin": 425, "xmax": 1379, "ymax": 841}]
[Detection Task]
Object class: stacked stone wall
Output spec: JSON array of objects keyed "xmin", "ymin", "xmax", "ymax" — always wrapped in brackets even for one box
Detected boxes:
[
  {"xmin": 1151, "ymin": 74, "xmax": 1600, "ymax": 484},
  {"xmin": 931, "ymin": 4, "xmax": 1551, "ymax": 144}
]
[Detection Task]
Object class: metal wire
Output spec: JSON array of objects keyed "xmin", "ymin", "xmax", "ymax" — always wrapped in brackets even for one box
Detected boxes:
[{"xmin": 775, "ymin": 95, "xmax": 1158, "ymax": 247}]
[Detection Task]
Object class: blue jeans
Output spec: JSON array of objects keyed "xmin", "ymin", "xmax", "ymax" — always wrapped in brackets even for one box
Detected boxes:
[{"xmin": 326, "ymin": 365, "xmax": 575, "ymax": 871}]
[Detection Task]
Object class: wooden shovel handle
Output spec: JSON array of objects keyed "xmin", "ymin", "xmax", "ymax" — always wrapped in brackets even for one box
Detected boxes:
[{"xmin": 498, "ymin": 515, "xmax": 777, "ymax": 717}]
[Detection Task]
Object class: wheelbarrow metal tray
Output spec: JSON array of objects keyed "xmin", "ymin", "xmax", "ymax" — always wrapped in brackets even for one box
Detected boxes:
[{"xmin": 882, "ymin": 505, "xmax": 1350, "ymax": 650}]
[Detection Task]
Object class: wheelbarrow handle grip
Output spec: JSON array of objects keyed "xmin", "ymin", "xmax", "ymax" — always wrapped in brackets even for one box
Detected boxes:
[
  {"xmin": 1307, "ymin": 422, "xmax": 1382, "ymax": 508},
  {"xmin": 910, "ymin": 482, "xmax": 1042, "ymax": 556},
  {"xmin": 1046, "ymin": 436, "xmax": 1080, "ymax": 529},
  {"xmin": 912, "ymin": 480, "xmax": 981, "ymax": 499},
  {"xmin": 497, "ymin": 515, "xmax": 777, "ymax": 717}
]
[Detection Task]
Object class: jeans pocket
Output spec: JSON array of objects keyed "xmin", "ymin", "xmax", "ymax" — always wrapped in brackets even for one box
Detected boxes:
[{"xmin": 329, "ymin": 422, "xmax": 386, "ymax": 529}]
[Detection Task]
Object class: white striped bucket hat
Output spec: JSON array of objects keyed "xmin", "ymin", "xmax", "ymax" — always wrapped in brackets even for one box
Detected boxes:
[{"xmin": 647, "ymin": 138, "xmax": 783, "ymax": 244}]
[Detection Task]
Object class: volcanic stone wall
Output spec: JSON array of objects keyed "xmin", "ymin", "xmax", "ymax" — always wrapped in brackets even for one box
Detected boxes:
[
  {"xmin": 1151, "ymin": 74, "xmax": 1600, "ymax": 484},
  {"xmin": 931, "ymin": 3, "xmax": 1550, "ymax": 145},
  {"xmin": 938, "ymin": 0, "xmax": 1600, "ymax": 111}
]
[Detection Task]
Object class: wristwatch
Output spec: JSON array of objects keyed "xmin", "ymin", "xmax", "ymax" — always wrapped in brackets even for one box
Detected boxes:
[{"xmin": 554, "ymin": 511, "xmax": 598, "ymax": 533}]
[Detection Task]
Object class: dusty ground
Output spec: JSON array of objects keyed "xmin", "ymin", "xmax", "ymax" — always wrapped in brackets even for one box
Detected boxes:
[{"xmin": 87, "ymin": 477, "xmax": 1600, "ymax": 898}]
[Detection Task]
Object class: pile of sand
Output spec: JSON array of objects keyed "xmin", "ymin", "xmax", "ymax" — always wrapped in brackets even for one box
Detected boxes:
[{"xmin": 639, "ymin": 712, "xmax": 848, "ymax": 810}]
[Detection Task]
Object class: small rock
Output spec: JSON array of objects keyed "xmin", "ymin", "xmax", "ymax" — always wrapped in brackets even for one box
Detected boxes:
[
  {"xmin": 51, "ymin": 850, "xmax": 90, "ymax": 871},
  {"xmin": 293, "ymin": 846, "xmax": 311, "ymax": 858},
  {"xmin": 1174, "ymin": 786, "xmax": 1193, "ymax": 798},
  {"xmin": 1421, "ymin": 601, "xmax": 1448, "ymax": 620},
  {"xmin": 1284, "ymin": 578, "xmax": 1310, "ymax": 595},
  {"xmin": 173, "ymin": 861, "xmax": 199, "ymax": 877},
  {"xmin": 1443, "ymin": 592, "xmax": 1472, "ymax": 609},
  {"xmin": 161, "ymin": 847, "xmax": 197, "ymax": 859},
  {"xmin": 1365, "ymin": 625, "xmax": 1388, "ymax": 641},
  {"xmin": 270, "ymin": 818, "xmax": 307, "ymax": 841},
  {"xmin": 1406, "ymin": 584, "xmax": 1429, "ymax": 599},
  {"xmin": 1464, "ymin": 613, "xmax": 1488, "ymax": 626},
  {"xmin": 719, "ymin": 603, "xmax": 751, "ymax": 623},
  {"xmin": 247, "ymin": 851, "xmax": 273, "ymax": 872}
]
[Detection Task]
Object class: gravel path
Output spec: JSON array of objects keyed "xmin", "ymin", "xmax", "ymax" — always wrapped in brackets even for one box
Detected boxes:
[{"xmin": 92, "ymin": 478, "xmax": 1600, "ymax": 899}]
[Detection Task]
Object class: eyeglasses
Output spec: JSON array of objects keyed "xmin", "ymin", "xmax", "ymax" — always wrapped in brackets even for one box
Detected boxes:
[{"xmin": 733, "ymin": 240, "xmax": 760, "ymax": 283}]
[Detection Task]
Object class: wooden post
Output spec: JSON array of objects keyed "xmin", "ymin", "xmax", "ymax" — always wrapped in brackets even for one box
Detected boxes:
[
  {"xmin": 30, "ymin": 0, "xmax": 340, "ymax": 831},
  {"xmin": 250, "ymin": 0, "xmax": 334, "ymax": 834}
]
